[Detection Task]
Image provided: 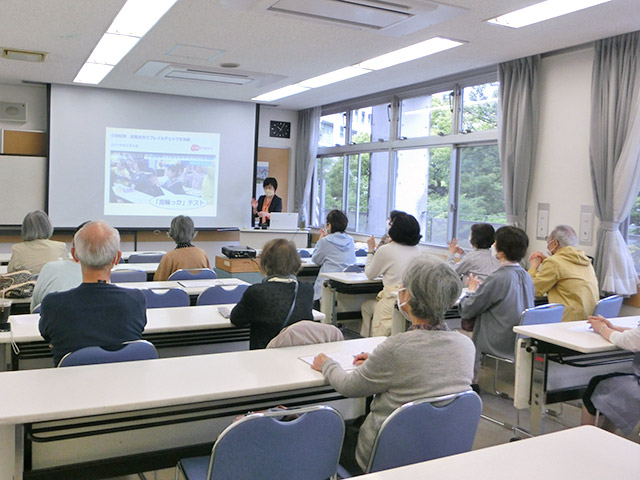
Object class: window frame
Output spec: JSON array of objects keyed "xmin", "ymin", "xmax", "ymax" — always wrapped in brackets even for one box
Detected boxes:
[{"xmin": 311, "ymin": 70, "xmax": 501, "ymax": 246}]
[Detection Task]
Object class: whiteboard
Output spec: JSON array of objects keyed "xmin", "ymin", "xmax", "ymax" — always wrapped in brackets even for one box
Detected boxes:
[{"xmin": 0, "ymin": 155, "xmax": 46, "ymax": 225}]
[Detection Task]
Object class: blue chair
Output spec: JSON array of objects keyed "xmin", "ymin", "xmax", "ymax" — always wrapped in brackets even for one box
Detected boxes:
[
  {"xmin": 168, "ymin": 268, "xmax": 217, "ymax": 281},
  {"xmin": 196, "ymin": 284, "xmax": 249, "ymax": 305},
  {"xmin": 593, "ymin": 295, "xmax": 623, "ymax": 318},
  {"xmin": 483, "ymin": 303, "xmax": 565, "ymax": 397},
  {"xmin": 177, "ymin": 405, "xmax": 344, "ymax": 480},
  {"xmin": 110, "ymin": 270, "xmax": 147, "ymax": 283},
  {"xmin": 339, "ymin": 391, "xmax": 481, "ymax": 476},
  {"xmin": 355, "ymin": 249, "xmax": 368, "ymax": 257},
  {"xmin": 343, "ymin": 264, "xmax": 364, "ymax": 273},
  {"xmin": 141, "ymin": 288, "xmax": 190, "ymax": 308},
  {"xmin": 299, "ymin": 249, "xmax": 312, "ymax": 258},
  {"xmin": 57, "ymin": 340, "xmax": 158, "ymax": 367},
  {"xmin": 128, "ymin": 253, "xmax": 164, "ymax": 263}
]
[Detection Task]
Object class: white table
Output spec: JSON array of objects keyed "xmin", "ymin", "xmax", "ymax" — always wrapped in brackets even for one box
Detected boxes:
[
  {"xmin": 319, "ymin": 272, "xmax": 383, "ymax": 325},
  {"xmin": 121, "ymin": 250, "xmax": 166, "ymax": 262},
  {"xmin": 512, "ymin": 316, "xmax": 637, "ymax": 435},
  {"xmin": 0, "ymin": 336, "xmax": 383, "ymax": 479},
  {"xmin": 112, "ymin": 262, "xmax": 160, "ymax": 274},
  {"xmin": 239, "ymin": 228, "xmax": 309, "ymax": 249},
  {"xmin": 0, "ymin": 253, "xmax": 10, "ymax": 265},
  {"xmin": 114, "ymin": 277, "xmax": 248, "ymax": 300},
  {"xmin": 357, "ymin": 426, "xmax": 640, "ymax": 480},
  {"xmin": 0, "ymin": 305, "xmax": 326, "ymax": 370}
]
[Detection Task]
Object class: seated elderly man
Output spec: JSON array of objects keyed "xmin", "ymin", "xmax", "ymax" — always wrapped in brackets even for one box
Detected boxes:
[
  {"xmin": 39, "ymin": 221, "xmax": 147, "ymax": 365},
  {"xmin": 528, "ymin": 225, "xmax": 599, "ymax": 322}
]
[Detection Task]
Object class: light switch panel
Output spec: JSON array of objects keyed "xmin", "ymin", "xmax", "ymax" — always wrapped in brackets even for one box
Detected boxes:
[{"xmin": 536, "ymin": 203, "xmax": 550, "ymax": 240}]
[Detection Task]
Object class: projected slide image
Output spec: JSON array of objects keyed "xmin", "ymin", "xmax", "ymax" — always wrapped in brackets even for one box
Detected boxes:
[{"xmin": 105, "ymin": 128, "xmax": 220, "ymax": 217}]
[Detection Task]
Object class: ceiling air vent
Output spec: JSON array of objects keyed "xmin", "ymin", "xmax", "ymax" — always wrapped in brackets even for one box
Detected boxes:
[
  {"xmin": 135, "ymin": 61, "xmax": 286, "ymax": 88},
  {"xmin": 262, "ymin": 0, "xmax": 466, "ymax": 36}
]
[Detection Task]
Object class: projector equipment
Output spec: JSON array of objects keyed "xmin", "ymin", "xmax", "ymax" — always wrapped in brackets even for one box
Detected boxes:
[{"xmin": 222, "ymin": 246, "xmax": 257, "ymax": 259}]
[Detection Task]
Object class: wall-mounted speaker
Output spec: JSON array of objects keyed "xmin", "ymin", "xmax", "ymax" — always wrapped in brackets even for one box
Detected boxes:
[{"xmin": 0, "ymin": 102, "xmax": 27, "ymax": 122}]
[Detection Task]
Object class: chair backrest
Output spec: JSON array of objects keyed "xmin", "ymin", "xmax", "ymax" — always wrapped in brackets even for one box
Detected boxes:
[
  {"xmin": 207, "ymin": 405, "xmax": 344, "ymax": 480},
  {"xmin": 266, "ymin": 320, "xmax": 344, "ymax": 348},
  {"xmin": 168, "ymin": 268, "xmax": 217, "ymax": 281},
  {"xmin": 141, "ymin": 288, "xmax": 190, "ymax": 308},
  {"xmin": 519, "ymin": 302, "xmax": 565, "ymax": 328},
  {"xmin": 367, "ymin": 390, "xmax": 481, "ymax": 473},
  {"xmin": 355, "ymin": 248, "xmax": 368, "ymax": 257},
  {"xmin": 58, "ymin": 340, "xmax": 158, "ymax": 367},
  {"xmin": 197, "ymin": 284, "xmax": 250, "ymax": 305},
  {"xmin": 128, "ymin": 253, "xmax": 164, "ymax": 263},
  {"xmin": 298, "ymin": 249, "xmax": 311, "ymax": 258},
  {"xmin": 110, "ymin": 270, "xmax": 147, "ymax": 283},
  {"xmin": 593, "ymin": 295, "xmax": 623, "ymax": 318},
  {"xmin": 343, "ymin": 264, "xmax": 364, "ymax": 273}
]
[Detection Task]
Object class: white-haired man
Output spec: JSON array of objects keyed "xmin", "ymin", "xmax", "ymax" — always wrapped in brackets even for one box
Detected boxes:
[
  {"xmin": 39, "ymin": 221, "xmax": 147, "ymax": 365},
  {"xmin": 528, "ymin": 225, "xmax": 599, "ymax": 322}
]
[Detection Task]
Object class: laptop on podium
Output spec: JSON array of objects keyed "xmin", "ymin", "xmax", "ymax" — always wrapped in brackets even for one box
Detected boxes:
[{"xmin": 269, "ymin": 212, "xmax": 299, "ymax": 230}]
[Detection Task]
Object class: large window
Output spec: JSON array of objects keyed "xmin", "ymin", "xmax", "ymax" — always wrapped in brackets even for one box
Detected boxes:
[{"xmin": 313, "ymin": 77, "xmax": 504, "ymax": 245}]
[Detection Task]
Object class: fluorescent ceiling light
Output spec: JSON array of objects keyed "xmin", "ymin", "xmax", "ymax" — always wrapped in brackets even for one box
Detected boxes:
[
  {"xmin": 108, "ymin": 0, "xmax": 180, "ymax": 37},
  {"xmin": 74, "ymin": 0, "xmax": 178, "ymax": 84},
  {"xmin": 1, "ymin": 48, "xmax": 47, "ymax": 62},
  {"xmin": 73, "ymin": 63, "xmax": 114, "ymax": 84},
  {"xmin": 299, "ymin": 66, "xmax": 371, "ymax": 89},
  {"xmin": 252, "ymin": 85, "xmax": 310, "ymax": 102},
  {"xmin": 356, "ymin": 37, "xmax": 464, "ymax": 71},
  {"xmin": 486, "ymin": 0, "xmax": 612, "ymax": 28},
  {"xmin": 87, "ymin": 33, "xmax": 139, "ymax": 65}
]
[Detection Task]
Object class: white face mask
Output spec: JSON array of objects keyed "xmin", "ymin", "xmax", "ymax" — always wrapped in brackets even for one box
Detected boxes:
[
  {"xmin": 264, "ymin": 188, "xmax": 275, "ymax": 197},
  {"xmin": 396, "ymin": 288, "xmax": 410, "ymax": 318},
  {"xmin": 385, "ymin": 220, "xmax": 392, "ymax": 233},
  {"xmin": 490, "ymin": 244, "xmax": 498, "ymax": 258}
]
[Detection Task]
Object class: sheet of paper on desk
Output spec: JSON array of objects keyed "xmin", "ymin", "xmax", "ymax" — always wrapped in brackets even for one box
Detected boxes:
[
  {"xmin": 299, "ymin": 352, "xmax": 357, "ymax": 371},
  {"xmin": 218, "ymin": 306, "xmax": 231, "ymax": 318},
  {"xmin": 178, "ymin": 280, "xmax": 218, "ymax": 288}
]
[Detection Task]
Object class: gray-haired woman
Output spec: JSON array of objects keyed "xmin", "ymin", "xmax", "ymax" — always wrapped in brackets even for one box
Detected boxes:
[
  {"xmin": 8, "ymin": 210, "xmax": 67, "ymax": 274},
  {"xmin": 312, "ymin": 255, "xmax": 475, "ymax": 473},
  {"xmin": 153, "ymin": 215, "xmax": 210, "ymax": 281}
]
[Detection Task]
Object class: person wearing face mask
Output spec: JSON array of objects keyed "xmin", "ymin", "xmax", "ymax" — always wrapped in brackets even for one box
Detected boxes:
[
  {"xmin": 311, "ymin": 256, "xmax": 475, "ymax": 474},
  {"xmin": 458, "ymin": 226, "xmax": 535, "ymax": 384},
  {"xmin": 447, "ymin": 223, "xmax": 500, "ymax": 282},
  {"xmin": 251, "ymin": 177, "xmax": 283, "ymax": 227},
  {"xmin": 528, "ymin": 225, "xmax": 598, "ymax": 322},
  {"xmin": 311, "ymin": 210, "xmax": 356, "ymax": 306}
]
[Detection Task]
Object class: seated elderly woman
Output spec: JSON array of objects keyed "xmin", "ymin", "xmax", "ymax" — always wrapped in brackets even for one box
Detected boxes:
[
  {"xmin": 8, "ymin": 210, "xmax": 67, "ymax": 275},
  {"xmin": 447, "ymin": 223, "xmax": 500, "ymax": 281},
  {"xmin": 231, "ymin": 238, "xmax": 314, "ymax": 349},
  {"xmin": 458, "ymin": 226, "xmax": 535, "ymax": 383},
  {"xmin": 153, "ymin": 215, "xmax": 210, "ymax": 281},
  {"xmin": 581, "ymin": 315, "xmax": 640, "ymax": 435},
  {"xmin": 312, "ymin": 256, "xmax": 475, "ymax": 473}
]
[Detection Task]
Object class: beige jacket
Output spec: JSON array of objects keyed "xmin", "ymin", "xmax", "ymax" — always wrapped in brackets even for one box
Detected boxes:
[
  {"xmin": 8, "ymin": 239, "xmax": 68, "ymax": 275},
  {"xmin": 153, "ymin": 246, "xmax": 210, "ymax": 281},
  {"xmin": 528, "ymin": 246, "xmax": 599, "ymax": 322}
]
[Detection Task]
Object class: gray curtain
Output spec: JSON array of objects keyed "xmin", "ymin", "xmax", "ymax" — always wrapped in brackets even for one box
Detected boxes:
[
  {"xmin": 498, "ymin": 55, "xmax": 541, "ymax": 230},
  {"xmin": 590, "ymin": 31, "xmax": 640, "ymax": 295},
  {"xmin": 293, "ymin": 107, "xmax": 321, "ymax": 227}
]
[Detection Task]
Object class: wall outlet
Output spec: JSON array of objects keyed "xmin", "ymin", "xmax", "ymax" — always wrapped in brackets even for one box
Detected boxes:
[
  {"xmin": 580, "ymin": 205, "xmax": 594, "ymax": 245},
  {"xmin": 536, "ymin": 203, "xmax": 550, "ymax": 240}
]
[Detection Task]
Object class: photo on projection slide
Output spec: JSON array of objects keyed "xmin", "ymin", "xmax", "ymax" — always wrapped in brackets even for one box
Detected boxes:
[{"xmin": 104, "ymin": 127, "xmax": 220, "ymax": 217}]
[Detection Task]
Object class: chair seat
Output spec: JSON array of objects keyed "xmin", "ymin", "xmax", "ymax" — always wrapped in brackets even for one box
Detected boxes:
[{"xmin": 179, "ymin": 455, "xmax": 210, "ymax": 480}]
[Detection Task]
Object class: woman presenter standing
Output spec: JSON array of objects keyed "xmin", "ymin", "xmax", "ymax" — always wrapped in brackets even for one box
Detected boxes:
[{"xmin": 251, "ymin": 177, "xmax": 282, "ymax": 228}]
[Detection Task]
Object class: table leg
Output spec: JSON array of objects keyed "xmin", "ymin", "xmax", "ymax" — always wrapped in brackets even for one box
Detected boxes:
[
  {"xmin": 0, "ymin": 424, "xmax": 23, "ymax": 480},
  {"xmin": 320, "ymin": 281, "xmax": 336, "ymax": 324},
  {"xmin": 530, "ymin": 350, "xmax": 548, "ymax": 435}
]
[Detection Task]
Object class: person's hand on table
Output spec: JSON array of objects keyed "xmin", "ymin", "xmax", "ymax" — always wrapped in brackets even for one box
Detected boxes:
[
  {"xmin": 367, "ymin": 235, "xmax": 376, "ymax": 253},
  {"xmin": 311, "ymin": 353, "xmax": 329, "ymax": 371},
  {"xmin": 588, "ymin": 315, "xmax": 618, "ymax": 335},
  {"xmin": 448, "ymin": 238, "xmax": 464, "ymax": 255},
  {"xmin": 467, "ymin": 273, "xmax": 482, "ymax": 292},
  {"xmin": 257, "ymin": 211, "xmax": 270, "ymax": 219},
  {"xmin": 353, "ymin": 352, "xmax": 369, "ymax": 366}
]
